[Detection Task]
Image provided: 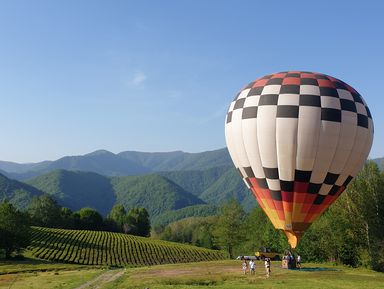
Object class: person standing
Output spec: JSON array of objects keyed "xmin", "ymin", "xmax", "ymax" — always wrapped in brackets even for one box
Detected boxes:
[
  {"xmin": 242, "ymin": 258, "xmax": 248, "ymax": 275},
  {"xmin": 264, "ymin": 257, "xmax": 271, "ymax": 277},
  {"xmin": 249, "ymin": 259, "xmax": 255, "ymax": 275},
  {"xmin": 297, "ymin": 254, "xmax": 301, "ymax": 269}
]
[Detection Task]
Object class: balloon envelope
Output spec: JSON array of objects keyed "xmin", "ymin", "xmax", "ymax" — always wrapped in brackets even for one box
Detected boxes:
[{"xmin": 225, "ymin": 71, "xmax": 374, "ymax": 248}]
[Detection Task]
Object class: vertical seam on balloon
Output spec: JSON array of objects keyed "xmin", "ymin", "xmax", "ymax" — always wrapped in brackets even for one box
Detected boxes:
[
  {"xmin": 286, "ymin": 107, "xmax": 300, "ymax": 232},
  {"xmin": 270, "ymin": 105, "xmax": 285, "ymax": 228},
  {"xmin": 275, "ymin": 104, "xmax": 292, "ymax": 231}
]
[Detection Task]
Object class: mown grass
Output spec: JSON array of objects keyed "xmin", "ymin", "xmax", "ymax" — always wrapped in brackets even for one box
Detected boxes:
[
  {"xmin": 103, "ymin": 260, "xmax": 384, "ymax": 289},
  {"xmin": 0, "ymin": 268, "xmax": 102, "ymax": 289},
  {"xmin": 0, "ymin": 258, "xmax": 97, "ymax": 274},
  {"xmin": 1, "ymin": 259, "xmax": 383, "ymax": 289}
]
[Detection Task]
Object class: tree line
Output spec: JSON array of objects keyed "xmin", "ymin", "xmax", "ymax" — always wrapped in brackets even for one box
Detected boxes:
[
  {"xmin": 0, "ymin": 196, "xmax": 150, "ymax": 259},
  {"xmin": 155, "ymin": 161, "xmax": 384, "ymax": 272}
]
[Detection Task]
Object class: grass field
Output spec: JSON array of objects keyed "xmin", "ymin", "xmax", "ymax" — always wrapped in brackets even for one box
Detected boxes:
[{"xmin": 1, "ymin": 260, "xmax": 383, "ymax": 289}]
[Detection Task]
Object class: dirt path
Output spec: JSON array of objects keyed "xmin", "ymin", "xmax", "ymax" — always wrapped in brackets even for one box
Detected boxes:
[{"xmin": 75, "ymin": 269, "xmax": 125, "ymax": 289}]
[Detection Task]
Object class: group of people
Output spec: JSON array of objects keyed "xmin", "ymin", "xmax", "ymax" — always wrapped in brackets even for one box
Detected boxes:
[
  {"xmin": 282, "ymin": 252, "xmax": 301, "ymax": 269},
  {"xmin": 241, "ymin": 257, "xmax": 271, "ymax": 277}
]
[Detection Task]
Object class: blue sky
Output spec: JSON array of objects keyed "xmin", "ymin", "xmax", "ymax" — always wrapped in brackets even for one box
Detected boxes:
[{"xmin": 0, "ymin": 0, "xmax": 383, "ymax": 162}]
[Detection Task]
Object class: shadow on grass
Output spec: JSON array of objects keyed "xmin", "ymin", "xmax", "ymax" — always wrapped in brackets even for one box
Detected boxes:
[
  {"xmin": 292, "ymin": 267, "xmax": 339, "ymax": 272},
  {"xmin": 0, "ymin": 256, "xmax": 52, "ymax": 265}
]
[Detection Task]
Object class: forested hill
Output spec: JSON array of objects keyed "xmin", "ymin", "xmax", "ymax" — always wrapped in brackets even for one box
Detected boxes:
[
  {"xmin": 110, "ymin": 174, "xmax": 206, "ymax": 217},
  {"xmin": 26, "ymin": 170, "xmax": 116, "ymax": 216},
  {"xmin": 21, "ymin": 166, "xmax": 253, "ymax": 222},
  {"xmin": 0, "ymin": 173, "xmax": 45, "ymax": 209},
  {"xmin": 0, "ymin": 148, "xmax": 232, "ymax": 180}
]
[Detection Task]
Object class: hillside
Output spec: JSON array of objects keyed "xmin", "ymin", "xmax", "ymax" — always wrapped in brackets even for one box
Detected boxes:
[
  {"xmin": 26, "ymin": 170, "xmax": 116, "ymax": 215},
  {"xmin": 200, "ymin": 167, "xmax": 257, "ymax": 212},
  {"xmin": 158, "ymin": 166, "xmax": 231, "ymax": 196},
  {"xmin": 0, "ymin": 173, "xmax": 44, "ymax": 209},
  {"xmin": 23, "ymin": 168, "xmax": 252, "ymax": 219},
  {"xmin": 111, "ymin": 174, "xmax": 205, "ymax": 217},
  {"xmin": 29, "ymin": 226, "xmax": 225, "ymax": 266}
]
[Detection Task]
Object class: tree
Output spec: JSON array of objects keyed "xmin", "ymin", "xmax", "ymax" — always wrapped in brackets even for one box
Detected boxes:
[
  {"xmin": 158, "ymin": 216, "xmax": 218, "ymax": 249},
  {"xmin": 107, "ymin": 204, "xmax": 127, "ymax": 232},
  {"xmin": 243, "ymin": 207, "xmax": 287, "ymax": 254},
  {"xmin": 213, "ymin": 199, "xmax": 245, "ymax": 258},
  {"xmin": 346, "ymin": 161, "xmax": 384, "ymax": 270},
  {"xmin": 60, "ymin": 207, "xmax": 76, "ymax": 228},
  {"xmin": 0, "ymin": 202, "xmax": 30, "ymax": 258},
  {"xmin": 28, "ymin": 194, "xmax": 61, "ymax": 228},
  {"xmin": 78, "ymin": 208, "xmax": 104, "ymax": 230},
  {"xmin": 125, "ymin": 207, "xmax": 151, "ymax": 237}
]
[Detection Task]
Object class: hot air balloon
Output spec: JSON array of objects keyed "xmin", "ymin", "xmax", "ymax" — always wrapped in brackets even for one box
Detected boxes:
[{"xmin": 225, "ymin": 71, "xmax": 374, "ymax": 248}]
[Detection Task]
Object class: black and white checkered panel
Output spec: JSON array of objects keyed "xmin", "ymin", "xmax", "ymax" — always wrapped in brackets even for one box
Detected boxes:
[
  {"xmin": 225, "ymin": 88, "xmax": 254, "ymax": 184},
  {"xmin": 241, "ymin": 89, "xmax": 266, "ymax": 180},
  {"xmin": 287, "ymin": 81, "xmax": 323, "ymax": 203},
  {"xmin": 257, "ymin": 85, "xmax": 281, "ymax": 192},
  {"xmin": 295, "ymin": 101, "xmax": 321, "ymax": 173},
  {"xmin": 308, "ymin": 95, "xmax": 342, "ymax": 195},
  {"xmin": 276, "ymin": 90, "xmax": 300, "ymax": 182},
  {"xmin": 276, "ymin": 90, "xmax": 299, "ymax": 183}
]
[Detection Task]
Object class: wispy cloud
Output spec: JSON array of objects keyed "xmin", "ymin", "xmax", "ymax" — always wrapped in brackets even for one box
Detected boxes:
[
  {"xmin": 122, "ymin": 71, "xmax": 147, "ymax": 87},
  {"xmin": 130, "ymin": 71, "xmax": 147, "ymax": 85}
]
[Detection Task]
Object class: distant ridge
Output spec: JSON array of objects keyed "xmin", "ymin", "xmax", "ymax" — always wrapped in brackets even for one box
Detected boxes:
[{"xmin": 0, "ymin": 148, "xmax": 232, "ymax": 180}]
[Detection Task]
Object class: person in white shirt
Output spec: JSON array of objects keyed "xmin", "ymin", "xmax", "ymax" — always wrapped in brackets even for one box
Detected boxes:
[
  {"xmin": 249, "ymin": 259, "xmax": 255, "ymax": 275},
  {"xmin": 297, "ymin": 254, "xmax": 301, "ymax": 269},
  {"xmin": 264, "ymin": 257, "xmax": 271, "ymax": 277}
]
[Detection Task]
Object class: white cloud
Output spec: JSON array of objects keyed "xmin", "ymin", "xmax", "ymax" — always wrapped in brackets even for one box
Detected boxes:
[
  {"xmin": 130, "ymin": 71, "xmax": 147, "ymax": 85},
  {"xmin": 122, "ymin": 71, "xmax": 147, "ymax": 87}
]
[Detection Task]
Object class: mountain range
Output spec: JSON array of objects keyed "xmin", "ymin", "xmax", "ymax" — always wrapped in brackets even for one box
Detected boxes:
[
  {"xmin": 0, "ymin": 148, "xmax": 254, "ymax": 224},
  {"xmin": 0, "ymin": 148, "xmax": 232, "ymax": 180}
]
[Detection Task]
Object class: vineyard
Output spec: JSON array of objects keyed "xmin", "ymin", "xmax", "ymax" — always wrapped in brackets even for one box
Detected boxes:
[{"xmin": 28, "ymin": 227, "xmax": 225, "ymax": 267}]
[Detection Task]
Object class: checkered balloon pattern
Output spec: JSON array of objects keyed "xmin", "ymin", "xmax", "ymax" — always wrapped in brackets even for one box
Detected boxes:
[{"xmin": 225, "ymin": 71, "xmax": 374, "ymax": 248}]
